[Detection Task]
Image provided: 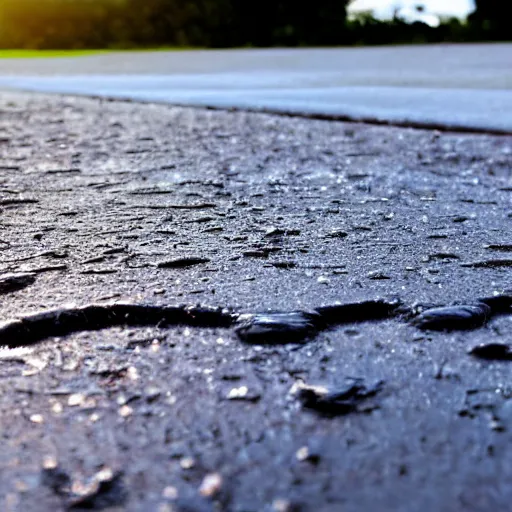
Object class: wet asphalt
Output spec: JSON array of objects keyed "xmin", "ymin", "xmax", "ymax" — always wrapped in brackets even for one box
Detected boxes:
[{"xmin": 0, "ymin": 90, "xmax": 511, "ymax": 511}]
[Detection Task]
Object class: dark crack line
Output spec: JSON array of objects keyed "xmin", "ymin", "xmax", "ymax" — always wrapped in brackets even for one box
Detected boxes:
[
  {"xmin": 0, "ymin": 295, "xmax": 511, "ymax": 348},
  {"xmin": 53, "ymin": 92, "xmax": 512, "ymax": 136}
]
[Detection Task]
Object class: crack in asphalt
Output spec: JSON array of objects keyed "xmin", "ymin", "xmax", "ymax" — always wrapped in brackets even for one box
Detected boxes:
[{"xmin": 0, "ymin": 295, "xmax": 510, "ymax": 348}]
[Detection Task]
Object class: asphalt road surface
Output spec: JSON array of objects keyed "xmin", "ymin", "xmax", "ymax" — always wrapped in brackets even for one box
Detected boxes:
[
  {"xmin": 0, "ymin": 90, "xmax": 511, "ymax": 511},
  {"xmin": 0, "ymin": 44, "xmax": 510, "ymax": 132}
]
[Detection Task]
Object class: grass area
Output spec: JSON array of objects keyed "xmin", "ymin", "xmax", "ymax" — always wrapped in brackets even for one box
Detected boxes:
[
  {"xmin": 0, "ymin": 46, "xmax": 204, "ymax": 59},
  {"xmin": 0, "ymin": 47, "xmax": 201, "ymax": 59},
  {"xmin": 0, "ymin": 49, "xmax": 111, "ymax": 58}
]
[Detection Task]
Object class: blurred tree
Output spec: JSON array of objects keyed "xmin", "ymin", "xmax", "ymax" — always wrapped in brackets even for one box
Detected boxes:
[
  {"xmin": 0, "ymin": 0, "xmax": 506, "ymax": 50},
  {"xmin": 241, "ymin": 0, "xmax": 350, "ymax": 46},
  {"xmin": 468, "ymin": 0, "xmax": 510, "ymax": 40},
  {"xmin": 0, "ymin": 0, "xmax": 127, "ymax": 48}
]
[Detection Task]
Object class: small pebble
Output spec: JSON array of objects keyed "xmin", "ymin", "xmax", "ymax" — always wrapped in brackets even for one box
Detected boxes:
[
  {"xmin": 127, "ymin": 366, "xmax": 139, "ymax": 380},
  {"xmin": 180, "ymin": 457, "xmax": 195, "ymax": 470},
  {"xmin": 198, "ymin": 472, "xmax": 223, "ymax": 497},
  {"xmin": 30, "ymin": 414, "xmax": 44, "ymax": 424},
  {"xmin": 52, "ymin": 402, "xmax": 63, "ymax": 414},
  {"xmin": 273, "ymin": 499, "xmax": 294, "ymax": 512},
  {"xmin": 68, "ymin": 393, "xmax": 86, "ymax": 407},
  {"xmin": 227, "ymin": 386, "xmax": 248, "ymax": 399},
  {"xmin": 490, "ymin": 419, "xmax": 505, "ymax": 432},
  {"xmin": 162, "ymin": 486, "xmax": 179, "ymax": 499},
  {"xmin": 119, "ymin": 405, "xmax": 133, "ymax": 417},
  {"xmin": 96, "ymin": 467, "xmax": 114, "ymax": 482},
  {"xmin": 42, "ymin": 455, "xmax": 58, "ymax": 470},
  {"xmin": 295, "ymin": 447, "xmax": 310, "ymax": 461}
]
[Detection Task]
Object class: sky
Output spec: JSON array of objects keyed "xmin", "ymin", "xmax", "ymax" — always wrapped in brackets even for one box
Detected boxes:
[{"xmin": 349, "ymin": 0, "xmax": 475, "ymax": 19}]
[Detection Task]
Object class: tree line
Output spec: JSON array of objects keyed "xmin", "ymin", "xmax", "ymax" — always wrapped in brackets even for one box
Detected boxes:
[{"xmin": 0, "ymin": 0, "xmax": 507, "ymax": 50}]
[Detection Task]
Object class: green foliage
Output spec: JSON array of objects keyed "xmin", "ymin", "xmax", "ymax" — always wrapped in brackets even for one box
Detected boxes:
[
  {"xmin": 0, "ymin": 49, "xmax": 107, "ymax": 58},
  {"xmin": 0, "ymin": 0, "xmax": 128, "ymax": 49},
  {"xmin": 0, "ymin": 0, "xmax": 507, "ymax": 49},
  {"xmin": 345, "ymin": 15, "xmax": 474, "ymax": 46},
  {"xmin": 468, "ymin": 0, "xmax": 511, "ymax": 40}
]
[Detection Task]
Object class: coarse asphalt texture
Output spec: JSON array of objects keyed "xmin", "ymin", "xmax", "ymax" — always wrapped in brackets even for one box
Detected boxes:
[{"xmin": 0, "ymin": 91, "xmax": 511, "ymax": 511}]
